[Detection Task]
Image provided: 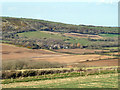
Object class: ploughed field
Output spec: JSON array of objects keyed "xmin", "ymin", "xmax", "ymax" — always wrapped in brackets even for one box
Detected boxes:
[
  {"xmin": 2, "ymin": 44, "xmax": 61, "ymax": 60},
  {"xmin": 64, "ymin": 33, "xmax": 103, "ymax": 39},
  {"xmin": 2, "ymin": 44, "xmax": 117, "ymax": 66},
  {"xmin": 81, "ymin": 59, "xmax": 118, "ymax": 66}
]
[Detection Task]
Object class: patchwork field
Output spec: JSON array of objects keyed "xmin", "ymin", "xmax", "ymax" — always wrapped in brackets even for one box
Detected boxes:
[
  {"xmin": 37, "ymin": 31, "xmax": 104, "ymax": 39},
  {"xmin": 2, "ymin": 44, "xmax": 115, "ymax": 65},
  {"xmin": 18, "ymin": 31, "xmax": 93, "ymax": 46},
  {"xmin": 1, "ymin": 17, "xmax": 119, "ymax": 89}
]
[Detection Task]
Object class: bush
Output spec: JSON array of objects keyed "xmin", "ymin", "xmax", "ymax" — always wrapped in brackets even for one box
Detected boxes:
[
  {"xmin": 22, "ymin": 70, "xmax": 37, "ymax": 77},
  {"xmin": 54, "ymin": 70, "xmax": 62, "ymax": 74},
  {"xmin": 2, "ymin": 70, "xmax": 16, "ymax": 79},
  {"xmin": 2, "ymin": 69, "xmax": 74, "ymax": 79},
  {"xmin": 16, "ymin": 71, "xmax": 22, "ymax": 77},
  {"xmin": 2, "ymin": 68, "xmax": 117, "ymax": 79}
]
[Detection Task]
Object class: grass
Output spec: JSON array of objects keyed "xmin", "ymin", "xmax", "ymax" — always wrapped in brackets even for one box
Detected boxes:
[
  {"xmin": 18, "ymin": 31, "xmax": 64, "ymax": 40},
  {"xmin": 2, "ymin": 73, "xmax": 118, "ymax": 88},
  {"xmin": 1, "ymin": 40, "xmax": 11, "ymax": 43},
  {"xmin": 67, "ymin": 38, "xmax": 92, "ymax": 45},
  {"xmin": 99, "ymin": 34, "xmax": 118, "ymax": 37},
  {"xmin": 5, "ymin": 66, "xmax": 119, "ymax": 72},
  {"xmin": 2, "ymin": 68, "xmax": 118, "ymax": 84},
  {"xmin": 18, "ymin": 31, "xmax": 94, "ymax": 46},
  {"xmin": 103, "ymin": 47, "xmax": 118, "ymax": 50},
  {"xmin": 18, "ymin": 31, "xmax": 118, "ymax": 48}
]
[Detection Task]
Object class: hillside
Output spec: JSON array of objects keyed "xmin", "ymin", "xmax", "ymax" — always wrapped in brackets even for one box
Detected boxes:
[
  {"xmin": 2, "ymin": 17, "xmax": 118, "ymax": 50},
  {"xmin": 2, "ymin": 17, "xmax": 118, "ymax": 34},
  {"xmin": 1, "ymin": 17, "xmax": 119, "ymax": 89}
]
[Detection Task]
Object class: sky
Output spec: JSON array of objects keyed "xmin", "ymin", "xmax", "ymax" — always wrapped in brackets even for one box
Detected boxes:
[{"xmin": 0, "ymin": 0, "xmax": 118, "ymax": 27}]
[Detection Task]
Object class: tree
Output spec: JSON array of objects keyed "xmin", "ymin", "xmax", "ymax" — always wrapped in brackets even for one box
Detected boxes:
[{"xmin": 77, "ymin": 43, "xmax": 81, "ymax": 48}]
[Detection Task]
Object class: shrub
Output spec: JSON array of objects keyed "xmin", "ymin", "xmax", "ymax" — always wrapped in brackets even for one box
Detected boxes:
[
  {"xmin": 70, "ymin": 68, "xmax": 74, "ymax": 72},
  {"xmin": 2, "ymin": 70, "xmax": 16, "ymax": 79},
  {"xmin": 2, "ymin": 68, "xmax": 117, "ymax": 79},
  {"xmin": 16, "ymin": 71, "xmax": 22, "ymax": 78},
  {"xmin": 54, "ymin": 70, "xmax": 62, "ymax": 74},
  {"xmin": 22, "ymin": 70, "xmax": 37, "ymax": 77},
  {"xmin": 62, "ymin": 69, "xmax": 68, "ymax": 73}
]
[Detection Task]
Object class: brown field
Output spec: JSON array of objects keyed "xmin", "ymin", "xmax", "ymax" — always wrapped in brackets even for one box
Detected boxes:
[
  {"xmin": 41, "ymin": 31, "xmax": 59, "ymax": 34},
  {"xmin": 55, "ymin": 49, "xmax": 109, "ymax": 54},
  {"xmin": 107, "ymin": 52, "xmax": 119, "ymax": 56},
  {"xmin": 2, "ymin": 44, "xmax": 116, "ymax": 66},
  {"xmin": 81, "ymin": 59, "xmax": 118, "ymax": 66},
  {"xmin": 64, "ymin": 33, "xmax": 103, "ymax": 39},
  {"xmin": 2, "ymin": 44, "xmax": 64, "ymax": 60},
  {"xmin": 33, "ymin": 54, "xmax": 113, "ymax": 63}
]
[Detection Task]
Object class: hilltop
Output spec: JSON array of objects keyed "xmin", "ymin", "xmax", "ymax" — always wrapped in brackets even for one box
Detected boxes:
[{"xmin": 2, "ymin": 16, "xmax": 118, "ymax": 34}]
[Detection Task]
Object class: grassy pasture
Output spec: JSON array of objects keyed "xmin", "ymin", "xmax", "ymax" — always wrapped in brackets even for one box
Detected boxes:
[
  {"xmin": 18, "ymin": 31, "xmax": 64, "ymax": 39},
  {"xmin": 18, "ymin": 31, "xmax": 92, "ymax": 45},
  {"xmin": 99, "ymin": 34, "xmax": 118, "ymax": 37},
  {"xmin": 103, "ymin": 47, "xmax": 118, "ymax": 50},
  {"xmin": 2, "ymin": 73, "xmax": 118, "ymax": 88}
]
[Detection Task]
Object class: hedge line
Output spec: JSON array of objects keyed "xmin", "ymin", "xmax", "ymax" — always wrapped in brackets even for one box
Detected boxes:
[{"xmin": 2, "ymin": 68, "xmax": 118, "ymax": 79}]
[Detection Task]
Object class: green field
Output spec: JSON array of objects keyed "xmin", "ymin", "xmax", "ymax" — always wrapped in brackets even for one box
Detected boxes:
[
  {"xmin": 18, "ymin": 31, "xmax": 92, "ymax": 45},
  {"xmin": 18, "ymin": 31, "xmax": 64, "ymax": 39},
  {"xmin": 99, "ymin": 34, "xmax": 118, "ymax": 37},
  {"xmin": 18, "ymin": 31, "xmax": 118, "ymax": 43},
  {"xmin": 104, "ymin": 47, "xmax": 118, "ymax": 50},
  {"xmin": 18, "ymin": 31, "xmax": 118, "ymax": 47},
  {"xmin": 16, "ymin": 66, "xmax": 118, "ymax": 71},
  {"xmin": 2, "ymin": 73, "xmax": 118, "ymax": 88}
]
